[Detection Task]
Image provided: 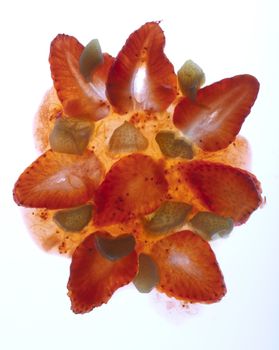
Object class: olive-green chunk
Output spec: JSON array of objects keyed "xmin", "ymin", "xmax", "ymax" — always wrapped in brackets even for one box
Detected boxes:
[
  {"xmin": 190, "ymin": 212, "xmax": 234, "ymax": 240},
  {"xmin": 49, "ymin": 117, "xmax": 93, "ymax": 155},
  {"xmin": 155, "ymin": 131, "xmax": 193, "ymax": 159},
  {"xmin": 53, "ymin": 204, "xmax": 93, "ymax": 232},
  {"xmin": 109, "ymin": 121, "xmax": 148, "ymax": 154},
  {"xmin": 144, "ymin": 201, "xmax": 192, "ymax": 235},
  {"xmin": 177, "ymin": 59, "xmax": 205, "ymax": 100},
  {"xmin": 79, "ymin": 39, "xmax": 103, "ymax": 81},
  {"xmin": 95, "ymin": 234, "xmax": 135, "ymax": 261},
  {"xmin": 133, "ymin": 254, "xmax": 159, "ymax": 293}
]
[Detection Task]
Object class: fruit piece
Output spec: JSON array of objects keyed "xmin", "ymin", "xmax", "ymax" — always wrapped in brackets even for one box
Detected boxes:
[
  {"xmin": 13, "ymin": 150, "xmax": 103, "ymax": 209},
  {"xmin": 106, "ymin": 22, "xmax": 177, "ymax": 113},
  {"xmin": 109, "ymin": 121, "xmax": 148, "ymax": 154},
  {"xmin": 173, "ymin": 75, "xmax": 260, "ymax": 151},
  {"xmin": 49, "ymin": 117, "xmax": 93, "ymax": 155},
  {"xmin": 151, "ymin": 230, "xmax": 226, "ymax": 302},
  {"xmin": 190, "ymin": 211, "xmax": 234, "ymax": 240},
  {"xmin": 177, "ymin": 59, "xmax": 205, "ymax": 99},
  {"xmin": 90, "ymin": 53, "xmax": 115, "ymax": 95},
  {"xmin": 49, "ymin": 34, "xmax": 111, "ymax": 120},
  {"xmin": 95, "ymin": 234, "xmax": 136, "ymax": 261},
  {"xmin": 155, "ymin": 131, "xmax": 193, "ymax": 159},
  {"xmin": 53, "ymin": 204, "xmax": 93, "ymax": 232},
  {"xmin": 67, "ymin": 233, "xmax": 138, "ymax": 313},
  {"xmin": 79, "ymin": 39, "xmax": 103, "ymax": 81},
  {"xmin": 133, "ymin": 254, "xmax": 159, "ymax": 293},
  {"xmin": 144, "ymin": 201, "xmax": 192, "ymax": 235},
  {"xmin": 94, "ymin": 154, "xmax": 168, "ymax": 226},
  {"xmin": 178, "ymin": 160, "xmax": 262, "ymax": 224}
]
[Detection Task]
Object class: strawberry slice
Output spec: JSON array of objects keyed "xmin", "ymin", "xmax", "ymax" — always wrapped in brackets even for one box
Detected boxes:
[
  {"xmin": 49, "ymin": 34, "xmax": 113, "ymax": 120},
  {"xmin": 94, "ymin": 154, "xmax": 168, "ymax": 226},
  {"xmin": 67, "ymin": 232, "xmax": 138, "ymax": 313},
  {"xmin": 173, "ymin": 75, "xmax": 259, "ymax": 151},
  {"xmin": 151, "ymin": 230, "xmax": 226, "ymax": 303},
  {"xmin": 13, "ymin": 150, "xmax": 104, "ymax": 209},
  {"xmin": 106, "ymin": 22, "xmax": 177, "ymax": 113},
  {"xmin": 178, "ymin": 160, "xmax": 262, "ymax": 224},
  {"xmin": 91, "ymin": 53, "xmax": 114, "ymax": 98}
]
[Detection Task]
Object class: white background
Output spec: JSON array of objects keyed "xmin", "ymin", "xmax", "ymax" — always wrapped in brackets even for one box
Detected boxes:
[{"xmin": 1, "ymin": 0, "xmax": 278, "ymax": 349}]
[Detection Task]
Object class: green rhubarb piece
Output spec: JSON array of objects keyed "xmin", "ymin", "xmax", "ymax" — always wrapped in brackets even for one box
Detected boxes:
[
  {"xmin": 95, "ymin": 234, "xmax": 135, "ymax": 261},
  {"xmin": 79, "ymin": 39, "xmax": 103, "ymax": 81},
  {"xmin": 144, "ymin": 201, "xmax": 192, "ymax": 235},
  {"xmin": 53, "ymin": 204, "xmax": 93, "ymax": 232},
  {"xmin": 49, "ymin": 117, "xmax": 93, "ymax": 155},
  {"xmin": 190, "ymin": 211, "xmax": 234, "ymax": 240},
  {"xmin": 177, "ymin": 59, "xmax": 205, "ymax": 99},
  {"xmin": 109, "ymin": 121, "xmax": 148, "ymax": 154},
  {"xmin": 155, "ymin": 131, "xmax": 193, "ymax": 159},
  {"xmin": 133, "ymin": 254, "xmax": 159, "ymax": 293}
]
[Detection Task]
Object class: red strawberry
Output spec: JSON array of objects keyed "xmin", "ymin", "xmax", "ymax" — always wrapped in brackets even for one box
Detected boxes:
[
  {"xmin": 67, "ymin": 233, "xmax": 138, "ymax": 314},
  {"xmin": 91, "ymin": 53, "xmax": 114, "ymax": 95},
  {"xmin": 106, "ymin": 22, "xmax": 177, "ymax": 113},
  {"xmin": 178, "ymin": 160, "xmax": 262, "ymax": 224},
  {"xmin": 173, "ymin": 75, "xmax": 259, "ymax": 151},
  {"xmin": 13, "ymin": 150, "xmax": 104, "ymax": 209},
  {"xmin": 151, "ymin": 230, "xmax": 226, "ymax": 303},
  {"xmin": 49, "ymin": 35, "xmax": 113, "ymax": 120},
  {"xmin": 94, "ymin": 154, "xmax": 168, "ymax": 226}
]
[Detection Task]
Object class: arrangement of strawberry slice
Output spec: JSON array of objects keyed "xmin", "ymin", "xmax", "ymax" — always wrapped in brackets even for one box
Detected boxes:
[{"xmin": 13, "ymin": 21, "xmax": 263, "ymax": 314}]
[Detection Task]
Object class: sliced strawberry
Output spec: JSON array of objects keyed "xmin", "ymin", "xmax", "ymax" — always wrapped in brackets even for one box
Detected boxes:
[
  {"xmin": 178, "ymin": 160, "xmax": 262, "ymax": 224},
  {"xmin": 13, "ymin": 150, "xmax": 104, "ymax": 209},
  {"xmin": 67, "ymin": 232, "xmax": 138, "ymax": 313},
  {"xmin": 151, "ymin": 230, "xmax": 226, "ymax": 303},
  {"xmin": 91, "ymin": 53, "xmax": 114, "ymax": 97},
  {"xmin": 106, "ymin": 22, "xmax": 177, "ymax": 113},
  {"xmin": 173, "ymin": 75, "xmax": 259, "ymax": 151},
  {"xmin": 94, "ymin": 154, "xmax": 168, "ymax": 226},
  {"xmin": 49, "ymin": 35, "xmax": 113, "ymax": 120}
]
